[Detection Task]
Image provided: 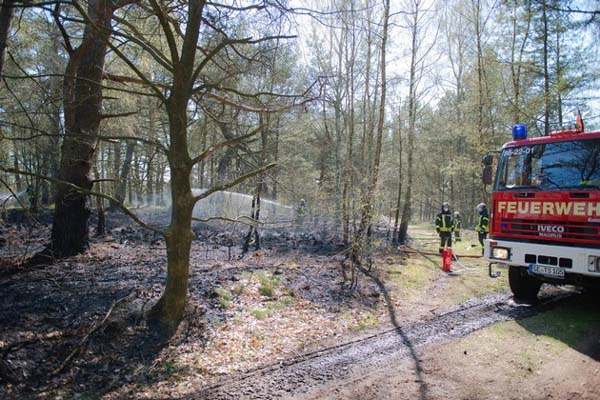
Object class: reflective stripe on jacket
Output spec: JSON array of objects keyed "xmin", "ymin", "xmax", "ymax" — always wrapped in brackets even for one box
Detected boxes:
[
  {"xmin": 435, "ymin": 213, "xmax": 454, "ymax": 232},
  {"xmin": 476, "ymin": 213, "xmax": 490, "ymax": 233}
]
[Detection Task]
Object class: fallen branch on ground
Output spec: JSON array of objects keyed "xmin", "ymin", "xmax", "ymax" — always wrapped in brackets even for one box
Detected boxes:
[{"xmin": 52, "ymin": 291, "xmax": 132, "ymax": 375}]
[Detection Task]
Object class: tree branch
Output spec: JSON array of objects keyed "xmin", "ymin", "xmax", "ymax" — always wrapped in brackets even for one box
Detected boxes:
[
  {"xmin": 148, "ymin": 0, "xmax": 179, "ymax": 64},
  {"xmin": 192, "ymin": 215, "xmax": 260, "ymax": 227},
  {"xmin": 52, "ymin": 291, "xmax": 132, "ymax": 375},
  {"xmin": 99, "ymin": 111, "xmax": 137, "ymax": 120},
  {"xmin": 0, "ymin": 167, "xmax": 165, "ymax": 235},
  {"xmin": 190, "ymin": 124, "xmax": 263, "ymax": 165},
  {"xmin": 111, "ymin": 15, "xmax": 174, "ymax": 72},
  {"xmin": 193, "ymin": 163, "xmax": 276, "ymax": 202}
]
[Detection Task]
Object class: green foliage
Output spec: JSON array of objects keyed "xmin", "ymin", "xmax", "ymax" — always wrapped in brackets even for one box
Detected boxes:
[
  {"xmin": 163, "ymin": 362, "xmax": 177, "ymax": 376},
  {"xmin": 212, "ymin": 287, "xmax": 233, "ymax": 309},
  {"xmin": 250, "ymin": 308, "xmax": 272, "ymax": 320},
  {"xmin": 257, "ymin": 272, "xmax": 281, "ymax": 298},
  {"xmin": 250, "ymin": 295, "xmax": 294, "ymax": 320},
  {"xmin": 351, "ymin": 314, "xmax": 380, "ymax": 331}
]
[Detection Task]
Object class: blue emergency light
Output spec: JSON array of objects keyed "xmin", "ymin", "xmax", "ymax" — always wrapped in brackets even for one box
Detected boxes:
[{"xmin": 512, "ymin": 124, "xmax": 527, "ymax": 140}]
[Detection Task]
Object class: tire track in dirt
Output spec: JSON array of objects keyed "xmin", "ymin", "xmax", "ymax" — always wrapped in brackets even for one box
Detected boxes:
[{"xmin": 193, "ymin": 289, "xmax": 576, "ymax": 400}]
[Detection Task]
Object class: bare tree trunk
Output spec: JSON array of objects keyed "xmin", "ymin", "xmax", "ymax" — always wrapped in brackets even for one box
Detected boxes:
[
  {"xmin": 110, "ymin": 140, "xmax": 135, "ymax": 209},
  {"xmin": 392, "ymin": 108, "xmax": 402, "ymax": 243},
  {"xmin": 350, "ymin": 0, "xmax": 390, "ymax": 272},
  {"xmin": 94, "ymin": 164, "xmax": 105, "ymax": 236},
  {"xmin": 272, "ymin": 124, "xmax": 280, "ymax": 200},
  {"xmin": 155, "ymin": 164, "xmax": 165, "ymax": 206},
  {"xmin": 509, "ymin": 0, "xmax": 531, "ymax": 124},
  {"xmin": 0, "ymin": 0, "xmax": 15, "ymax": 76},
  {"xmin": 398, "ymin": 1, "xmax": 420, "ymax": 244},
  {"xmin": 542, "ymin": 0, "xmax": 550, "ymax": 134},
  {"xmin": 13, "ymin": 150, "xmax": 21, "ymax": 192},
  {"xmin": 148, "ymin": 0, "xmax": 204, "ymax": 332},
  {"xmin": 148, "ymin": 96, "xmax": 195, "ymax": 331},
  {"xmin": 555, "ymin": 23, "xmax": 562, "ymax": 126},
  {"xmin": 50, "ymin": 0, "xmax": 119, "ymax": 258}
]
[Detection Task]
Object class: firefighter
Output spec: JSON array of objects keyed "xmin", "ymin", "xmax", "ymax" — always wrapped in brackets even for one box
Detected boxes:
[
  {"xmin": 294, "ymin": 199, "xmax": 308, "ymax": 233},
  {"xmin": 475, "ymin": 203, "xmax": 490, "ymax": 254},
  {"xmin": 435, "ymin": 202, "xmax": 455, "ymax": 254},
  {"xmin": 453, "ymin": 211, "xmax": 462, "ymax": 242},
  {"xmin": 295, "ymin": 198, "xmax": 307, "ymax": 227}
]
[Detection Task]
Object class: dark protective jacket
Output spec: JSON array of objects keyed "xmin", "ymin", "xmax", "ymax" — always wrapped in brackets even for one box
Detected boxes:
[
  {"xmin": 476, "ymin": 210, "xmax": 490, "ymax": 232},
  {"xmin": 435, "ymin": 210, "xmax": 455, "ymax": 233}
]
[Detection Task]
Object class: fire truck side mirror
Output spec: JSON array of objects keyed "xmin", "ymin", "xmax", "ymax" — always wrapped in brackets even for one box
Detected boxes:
[{"xmin": 482, "ymin": 165, "xmax": 493, "ymax": 185}]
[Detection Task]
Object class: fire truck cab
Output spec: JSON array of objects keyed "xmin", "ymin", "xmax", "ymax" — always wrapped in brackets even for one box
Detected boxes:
[{"xmin": 483, "ymin": 123, "xmax": 600, "ymax": 299}]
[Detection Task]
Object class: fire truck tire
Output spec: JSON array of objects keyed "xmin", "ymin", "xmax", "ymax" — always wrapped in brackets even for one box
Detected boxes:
[{"xmin": 508, "ymin": 266, "xmax": 542, "ymax": 300}]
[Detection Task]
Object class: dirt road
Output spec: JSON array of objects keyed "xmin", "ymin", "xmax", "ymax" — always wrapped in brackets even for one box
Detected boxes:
[{"xmin": 195, "ymin": 288, "xmax": 596, "ymax": 400}]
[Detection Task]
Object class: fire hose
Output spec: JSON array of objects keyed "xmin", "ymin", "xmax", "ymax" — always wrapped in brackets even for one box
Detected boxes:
[
  {"xmin": 399, "ymin": 246, "xmax": 483, "ymax": 259},
  {"xmin": 399, "ymin": 245, "xmax": 483, "ymax": 274}
]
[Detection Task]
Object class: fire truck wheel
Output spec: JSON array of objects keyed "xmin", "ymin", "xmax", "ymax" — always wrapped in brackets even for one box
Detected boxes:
[{"xmin": 508, "ymin": 266, "xmax": 542, "ymax": 300}]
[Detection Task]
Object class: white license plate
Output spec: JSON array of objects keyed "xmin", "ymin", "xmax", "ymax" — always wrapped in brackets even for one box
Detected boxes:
[{"xmin": 529, "ymin": 264, "xmax": 565, "ymax": 278}]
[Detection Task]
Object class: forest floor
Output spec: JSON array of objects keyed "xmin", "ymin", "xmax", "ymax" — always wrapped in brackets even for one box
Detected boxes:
[{"xmin": 0, "ymin": 210, "xmax": 599, "ymax": 399}]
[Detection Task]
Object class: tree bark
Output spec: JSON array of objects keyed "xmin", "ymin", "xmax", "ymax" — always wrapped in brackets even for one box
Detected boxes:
[
  {"xmin": 398, "ymin": 1, "xmax": 420, "ymax": 244},
  {"xmin": 110, "ymin": 140, "xmax": 136, "ymax": 209},
  {"xmin": 542, "ymin": 0, "xmax": 550, "ymax": 134},
  {"xmin": 50, "ymin": 0, "xmax": 120, "ymax": 257},
  {"xmin": 0, "ymin": 0, "xmax": 15, "ymax": 76},
  {"xmin": 350, "ymin": 0, "xmax": 390, "ymax": 269},
  {"xmin": 148, "ymin": 0, "xmax": 205, "ymax": 331},
  {"xmin": 392, "ymin": 108, "xmax": 402, "ymax": 243},
  {"xmin": 148, "ymin": 96, "xmax": 195, "ymax": 331}
]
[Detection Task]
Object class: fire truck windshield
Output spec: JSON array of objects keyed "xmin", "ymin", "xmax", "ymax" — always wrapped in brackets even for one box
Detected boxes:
[{"xmin": 495, "ymin": 138, "xmax": 600, "ymax": 191}]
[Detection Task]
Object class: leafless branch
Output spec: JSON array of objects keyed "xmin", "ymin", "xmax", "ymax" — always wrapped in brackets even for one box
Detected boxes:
[
  {"xmin": 1, "ymin": 77, "xmax": 36, "ymax": 129},
  {"xmin": 99, "ymin": 111, "xmax": 137, "ymax": 120},
  {"xmin": 205, "ymin": 2, "xmax": 265, "ymax": 12},
  {"xmin": 2, "ymin": 72, "xmax": 161, "ymax": 98},
  {"xmin": 192, "ymin": 215, "xmax": 260, "ymax": 226},
  {"xmin": 190, "ymin": 124, "xmax": 263, "ymax": 165},
  {"xmin": 53, "ymin": 2, "xmax": 75, "ymax": 55},
  {"xmin": 148, "ymin": 0, "xmax": 179, "ymax": 64},
  {"xmin": 0, "ymin": 167, "xmax": 165, "ymax": 235},
  {"xmin": 111, "ymin": 15, "xmax": 174, "ymax": 72},
  {"xmin": 193, "ymin": 163, "xmax": 276, "ymax": 203},
  {"xmin": 70, "ymin": 0, "xmax": 167, "ymax": 101},
  {"xmin": 52, "ymin": 291, "xmax": 133, "ymax": 375}
]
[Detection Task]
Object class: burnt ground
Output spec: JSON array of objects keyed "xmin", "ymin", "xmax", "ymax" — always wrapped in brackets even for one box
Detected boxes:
[
  {"xmin": 0, "ymin": 209, "xmax": 377, "ymax": 399},
  {"xmin": 1, "ymin": 209, "xmax": 599, "ymax": 400}
]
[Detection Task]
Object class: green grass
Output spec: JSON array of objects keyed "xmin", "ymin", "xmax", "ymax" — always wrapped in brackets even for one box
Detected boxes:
[
  {"xmin": 250, "ymin": 296, "xmax": 294, "ymax": 320},
  {"xmin": 517, "ymin": 297, "xmax": 600, "ymax": 348},
  {"xmin": 212, "ymin": 287, "xmax": 233, "ymax": 309},
  {"xmin": 250, "ymin": 308, "xmax": 273, "ymax": 320},
  {"xmin": 385, "ymin": 259, "xmax": 436, "ymax": 293},
  {"xmin": 404, "ymin": 224, "xmax": 510, "ymax": 302},
  {"xmin": 487, "ymin": 294, "xmax": 600, "ymax": 358},
  {"xmin": 258, "ymin": 272, "xmax": 281, "ymax": 298},
  {"xmin": 351, "ymin": 314, "xmax": 380, "ymax": 331}
]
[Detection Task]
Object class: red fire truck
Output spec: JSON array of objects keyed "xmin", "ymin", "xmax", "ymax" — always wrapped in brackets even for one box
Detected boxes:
[{"xmin": 483, "ymin": 122, "xmax": 600, "ymax": 299}]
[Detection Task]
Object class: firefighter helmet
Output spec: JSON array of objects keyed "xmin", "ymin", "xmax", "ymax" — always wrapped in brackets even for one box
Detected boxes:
[{"xmin": 476, "ymin": 203, "xmax": 486, "ymax": 212}]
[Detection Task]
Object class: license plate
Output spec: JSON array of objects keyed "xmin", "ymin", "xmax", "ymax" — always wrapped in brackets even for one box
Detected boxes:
[{"xmin": 529, "ymin": 264, "xmax": 565, "ymax": 278}]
